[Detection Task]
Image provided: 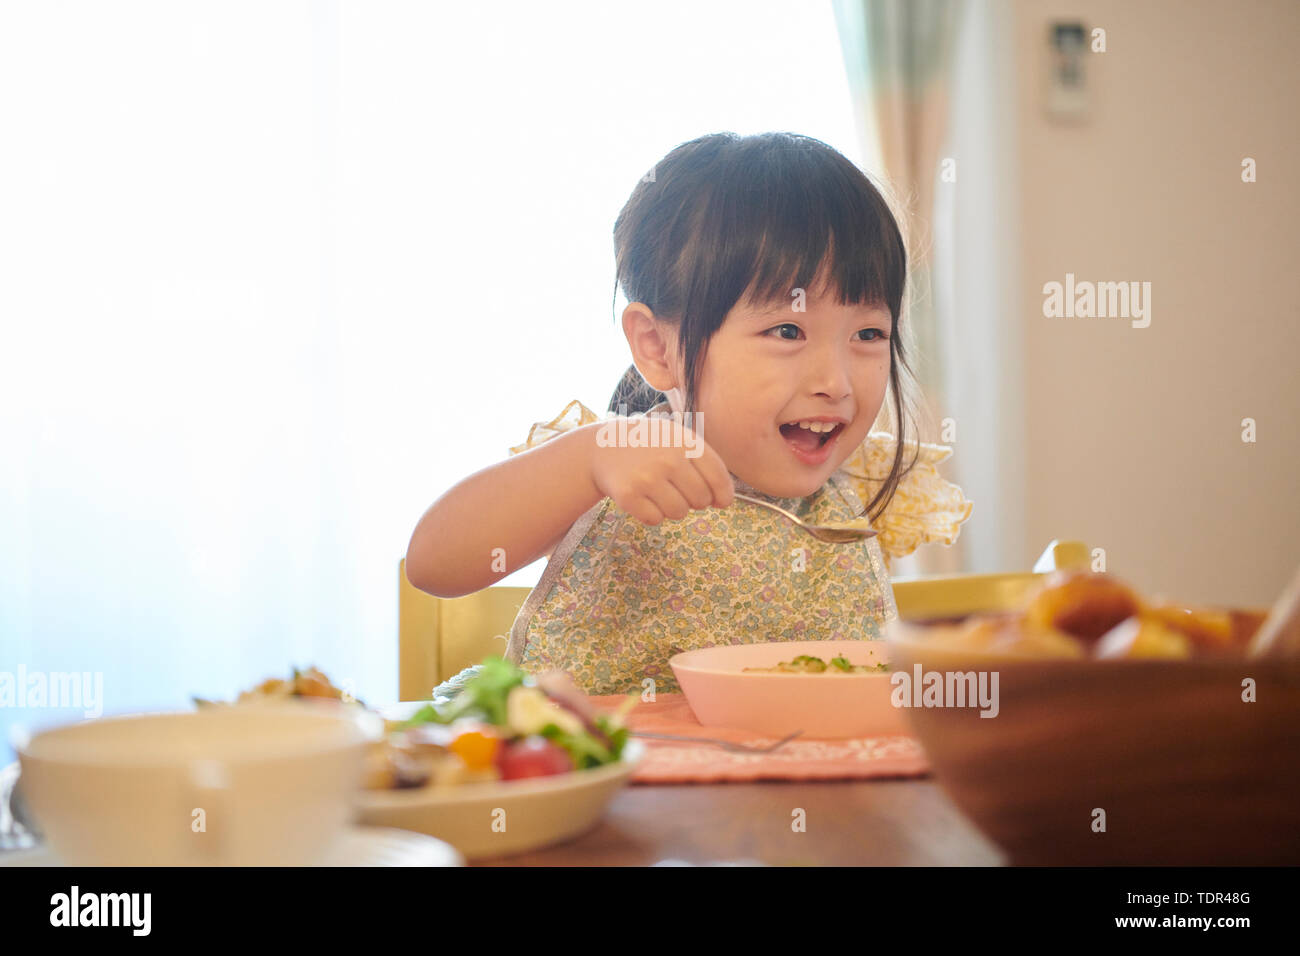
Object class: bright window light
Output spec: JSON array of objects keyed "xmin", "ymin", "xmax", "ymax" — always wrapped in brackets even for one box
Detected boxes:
[{"xmin": 0, "ymin": 0, "xmax": 868, "ymax": 751}]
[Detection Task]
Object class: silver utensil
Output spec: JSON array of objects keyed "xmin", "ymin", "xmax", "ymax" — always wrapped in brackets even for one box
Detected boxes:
[
  {"xmin": 630, "ymin": 729, "xmax": 803, "ymax": 754},
  {"xmin": 733, "ymin": 492, "xmax": 878, "ymax": 543},
  {"xmin": 0, "ymin": 762, "xmax": 39, "ymax": 852},
  {"xmin": 1247, "ymin": 561, "xmax": 1300, "ymax": 659}
]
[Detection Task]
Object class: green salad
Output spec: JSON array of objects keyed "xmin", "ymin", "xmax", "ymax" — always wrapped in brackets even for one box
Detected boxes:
[{"xmin": 401, "ymin": 657, "xmax": 636, "ymax": 772}]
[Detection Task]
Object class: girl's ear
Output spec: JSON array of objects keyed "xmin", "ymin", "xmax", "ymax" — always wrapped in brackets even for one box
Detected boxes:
[{"xmin": 621, "ymin": 303, "xmax": 680, "ymax": 394}]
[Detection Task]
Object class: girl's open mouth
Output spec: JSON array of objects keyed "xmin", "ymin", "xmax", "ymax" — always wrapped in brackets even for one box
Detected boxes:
[{"xmin": 778, "ymin": 421, "xmax": 846, "ymax": 463}]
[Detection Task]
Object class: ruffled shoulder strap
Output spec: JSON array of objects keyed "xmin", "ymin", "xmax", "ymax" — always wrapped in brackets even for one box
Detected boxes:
[
  {"xmin": 509, "ymin": 399, "xmax": 604, "ymax": 456},
  {"xmin": 836, "ymin": 431, "xmax": 973, "ymax": 563}
]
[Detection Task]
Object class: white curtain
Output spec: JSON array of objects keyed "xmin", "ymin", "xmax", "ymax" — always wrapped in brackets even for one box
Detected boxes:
[
  {"xmin": 930, "ymin": 0, "xmax": 1027, "ymax": 576},
  {"xmin": 0, "ymin": 0, "xmax": 868, "ymax": 754},
  {"xmin": 833, "ymin": 0, "xmax": 1021, "ymax": 576}
]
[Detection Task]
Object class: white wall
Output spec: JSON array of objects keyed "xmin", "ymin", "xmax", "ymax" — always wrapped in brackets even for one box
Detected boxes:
[{"xmin": 1013, "ymin": 0, "xmax": 1300, "ymax": 606}]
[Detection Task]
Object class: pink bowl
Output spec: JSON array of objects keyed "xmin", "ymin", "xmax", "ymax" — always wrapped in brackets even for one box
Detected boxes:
[{"xmin": 669, "ymin": 640, "xmax": 908, "ymax": 739}]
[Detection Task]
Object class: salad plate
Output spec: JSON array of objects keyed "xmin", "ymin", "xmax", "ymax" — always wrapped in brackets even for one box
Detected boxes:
[
  {"xmin": 353, "ymin": 658, "xmax": 644, "ymax": 860},
  {"xmin": 355, "ymin": 739, "xmax": 643, "ymax": 860},
  {"xmin": 670, "ymin": 639, "xmax": 909, "ymax": 739}
]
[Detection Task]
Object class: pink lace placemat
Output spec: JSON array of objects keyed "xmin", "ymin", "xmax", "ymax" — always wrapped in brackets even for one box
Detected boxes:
[{"xmin": 588, "ymin": 693, "xmax": 931, "ymax": 784}]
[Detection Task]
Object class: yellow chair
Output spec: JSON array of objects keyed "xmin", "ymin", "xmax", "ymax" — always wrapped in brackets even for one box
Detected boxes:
[
  {"xmin": 398, "ymin": 563, "xmax": 531, "ymax": 701},
  {"xmin": 398, "ymin": 541, "xmax": 1090, "ymax": 700}
]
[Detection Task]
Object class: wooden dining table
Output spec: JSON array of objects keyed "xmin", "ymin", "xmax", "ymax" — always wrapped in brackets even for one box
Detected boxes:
[
  {"xmin": 0, "ymin": 769, "xmax": 1001, "ymax": 866},
  {"xmin": 0, "ymin": 706, "xmax": 1006, "ymax": 866},
  {"xmin": 473, "ymin": 777, "xmax": 1004, "ymax": 866}
]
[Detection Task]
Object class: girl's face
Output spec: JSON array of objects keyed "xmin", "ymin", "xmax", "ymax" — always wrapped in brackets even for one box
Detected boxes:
[{"xmin": 668, "ymin": 282, "xmax": 893, "ymax": 499}]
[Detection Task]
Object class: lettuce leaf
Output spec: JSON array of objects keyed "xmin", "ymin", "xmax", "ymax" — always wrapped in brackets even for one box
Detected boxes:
[
  {"xmin": 400, "ymin": 657, "xmax": 525, "ymax": 728},
  {"xmin": 399, "ymin": 659, "xmax": 630, "ymax": 769}
]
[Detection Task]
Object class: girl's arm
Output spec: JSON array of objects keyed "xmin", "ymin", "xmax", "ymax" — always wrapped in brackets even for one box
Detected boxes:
[
  {"xmin": 405, "ymin": 423, "xmax": 605, "ymax": 598},
  {"xmin": 406, "ymin": 415, "xmax": 733, "ymax": 598}
]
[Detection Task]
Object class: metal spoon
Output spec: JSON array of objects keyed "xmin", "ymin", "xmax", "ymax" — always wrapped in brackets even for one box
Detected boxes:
[
  {"xmin": 1247, "ymin": 561, "xmax": 1300, "ymax": 659},
  {"xmin": 630, "ymin": 729, "xmax": 803, "ymax": 754},
  {"xmin": 733, "ymin": 492, "xmax": 878, "ymax": 543},
  {"xmin": 0, "ymin": 762, "xmax": 39, "ymax": 852}
]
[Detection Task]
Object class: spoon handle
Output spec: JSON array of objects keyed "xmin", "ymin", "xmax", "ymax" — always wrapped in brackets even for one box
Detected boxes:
[
  {"xmin": 733, "ymin": 492, "xmax": 802, "ymax": 525},
  {"xmin": 1246, "ymin": 562, "xmax": 1300, "ymax": 659}
]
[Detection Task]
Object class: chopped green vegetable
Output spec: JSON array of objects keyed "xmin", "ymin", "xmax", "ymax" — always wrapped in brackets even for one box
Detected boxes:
[
  {"xmin": 596, "ymin": 717, "xmax": 629, "ymax": 759},
  {"xmin": 743, "ymin": 655, "xmax": 890, "ymax": 674},
  {"xmin": 397, "ymin": 657, "xmax": 630, "ymax": 771},
  {"xmin": 539, "ymin": 723, "xmax": 611, "ymax": 769},
  {"xmin": 401, "ymin": 656, "xmax": 525, "ymax": 728},
  {"xmin": 400, "ymin": 702, "xmax": 440, "ymax": 726}
]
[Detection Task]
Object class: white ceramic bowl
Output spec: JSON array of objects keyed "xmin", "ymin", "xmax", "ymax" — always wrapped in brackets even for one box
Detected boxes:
[
  {"xmin": 355, "ymin": 735, "xmax": 644, "ymax": 860},
  {"xmin": 14, "ymin": 704, "xmax": 378, "ymax": 866},
  {"xmin": 670, "ymin": 639, "xmax": 907, "ymax": 739}
]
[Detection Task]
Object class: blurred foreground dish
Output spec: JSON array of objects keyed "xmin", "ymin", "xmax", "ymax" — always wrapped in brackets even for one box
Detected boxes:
[
  {"xmin": 886, "ymin": 571, "xmax": 1299, "ymax": 865},
  {"xmin": 196, "ymin": 660, "xmax": 636, "ymax": 792}
]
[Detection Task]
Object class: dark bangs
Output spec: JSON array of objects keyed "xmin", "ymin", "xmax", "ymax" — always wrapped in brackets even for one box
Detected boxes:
[{"xmin": 610, "ymin": 131, "xmax": 921, "ymax": 522}]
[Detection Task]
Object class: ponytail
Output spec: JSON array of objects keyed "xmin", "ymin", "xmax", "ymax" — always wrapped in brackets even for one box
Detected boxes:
[{"xmin": 607, "ymin": 364, "xmax": 666, "ymax": 415}]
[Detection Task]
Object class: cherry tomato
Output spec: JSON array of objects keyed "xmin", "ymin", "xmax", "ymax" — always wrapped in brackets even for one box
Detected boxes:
[
  {"xmin": 495, "ymin": 736, "xmax": 574, "ymax": 780},
  {"xmin": 449, "ymin": 729, "xmax": 501, "ymax": 771}
]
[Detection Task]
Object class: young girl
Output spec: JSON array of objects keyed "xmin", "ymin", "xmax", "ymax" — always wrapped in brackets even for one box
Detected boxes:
[{"xmin": 406, "ymin": 131, "xmax": 972, "ymax": 698}]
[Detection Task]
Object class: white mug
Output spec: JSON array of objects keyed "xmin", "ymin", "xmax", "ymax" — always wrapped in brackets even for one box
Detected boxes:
[{"xmin": 14, "ymin": 704, "xmax": 378, "ymax": 866}]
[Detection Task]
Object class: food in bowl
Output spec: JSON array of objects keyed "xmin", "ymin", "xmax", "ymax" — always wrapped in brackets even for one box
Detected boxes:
[
  {"xmin": 742, "ymin": 654, "xmax": 889, "ymax": 674},
  {"xmin": 670, "ymin": 640, "xmax": 906, "ymax": 738},
  {"xmin": 197, "ymin": 659, "xmax": 637, "ymax": 791},
  {"xmin": 194, "ymin": 665, "xmax": 361, "ymax": 707},
  {"xmin": 921, "ymin": 570, "xmax": 1266, "ymax": 659},
  {"xmin": 885, "ymin": 570, "xmax": 1298, "ymax": 865},
  {"xmin": 816, "ymin": 516, "xmax": 876, "ymax": 532}
]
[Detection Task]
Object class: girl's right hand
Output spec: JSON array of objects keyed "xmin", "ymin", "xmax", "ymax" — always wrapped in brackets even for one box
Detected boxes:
[{"xmin": 587, "ymin": 418, "xmax": 735, "ymax": 525}]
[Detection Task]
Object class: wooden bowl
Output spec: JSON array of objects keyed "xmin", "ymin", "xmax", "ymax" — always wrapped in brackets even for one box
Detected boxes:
[{"xmin": 886, "ymin": 615, "xmax": 1300, "ymax": 865}]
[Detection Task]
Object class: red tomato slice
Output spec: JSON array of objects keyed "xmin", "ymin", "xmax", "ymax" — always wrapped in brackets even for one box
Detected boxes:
[{"xmin": 495, "ymin": 736, "xmax": 574, "ymax": 780}]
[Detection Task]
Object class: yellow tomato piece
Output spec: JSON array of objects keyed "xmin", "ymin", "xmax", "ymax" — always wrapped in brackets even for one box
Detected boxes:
[
  {"xmin": 449, "ymin": 730, "xmax": 501, "ymax": 771},
  {"xmin": 1095, "ymin": 616, "xmax": 1191, "ymax": 659},
  {"xmin": 1143, "ymin": 605, "xmax": 1232, "ymax": 650}
]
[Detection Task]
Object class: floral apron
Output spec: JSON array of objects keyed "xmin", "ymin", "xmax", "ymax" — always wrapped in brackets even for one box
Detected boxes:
[{"xmin": 503, "ymin": 408, "xmax": 896, "ymax": 695}]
